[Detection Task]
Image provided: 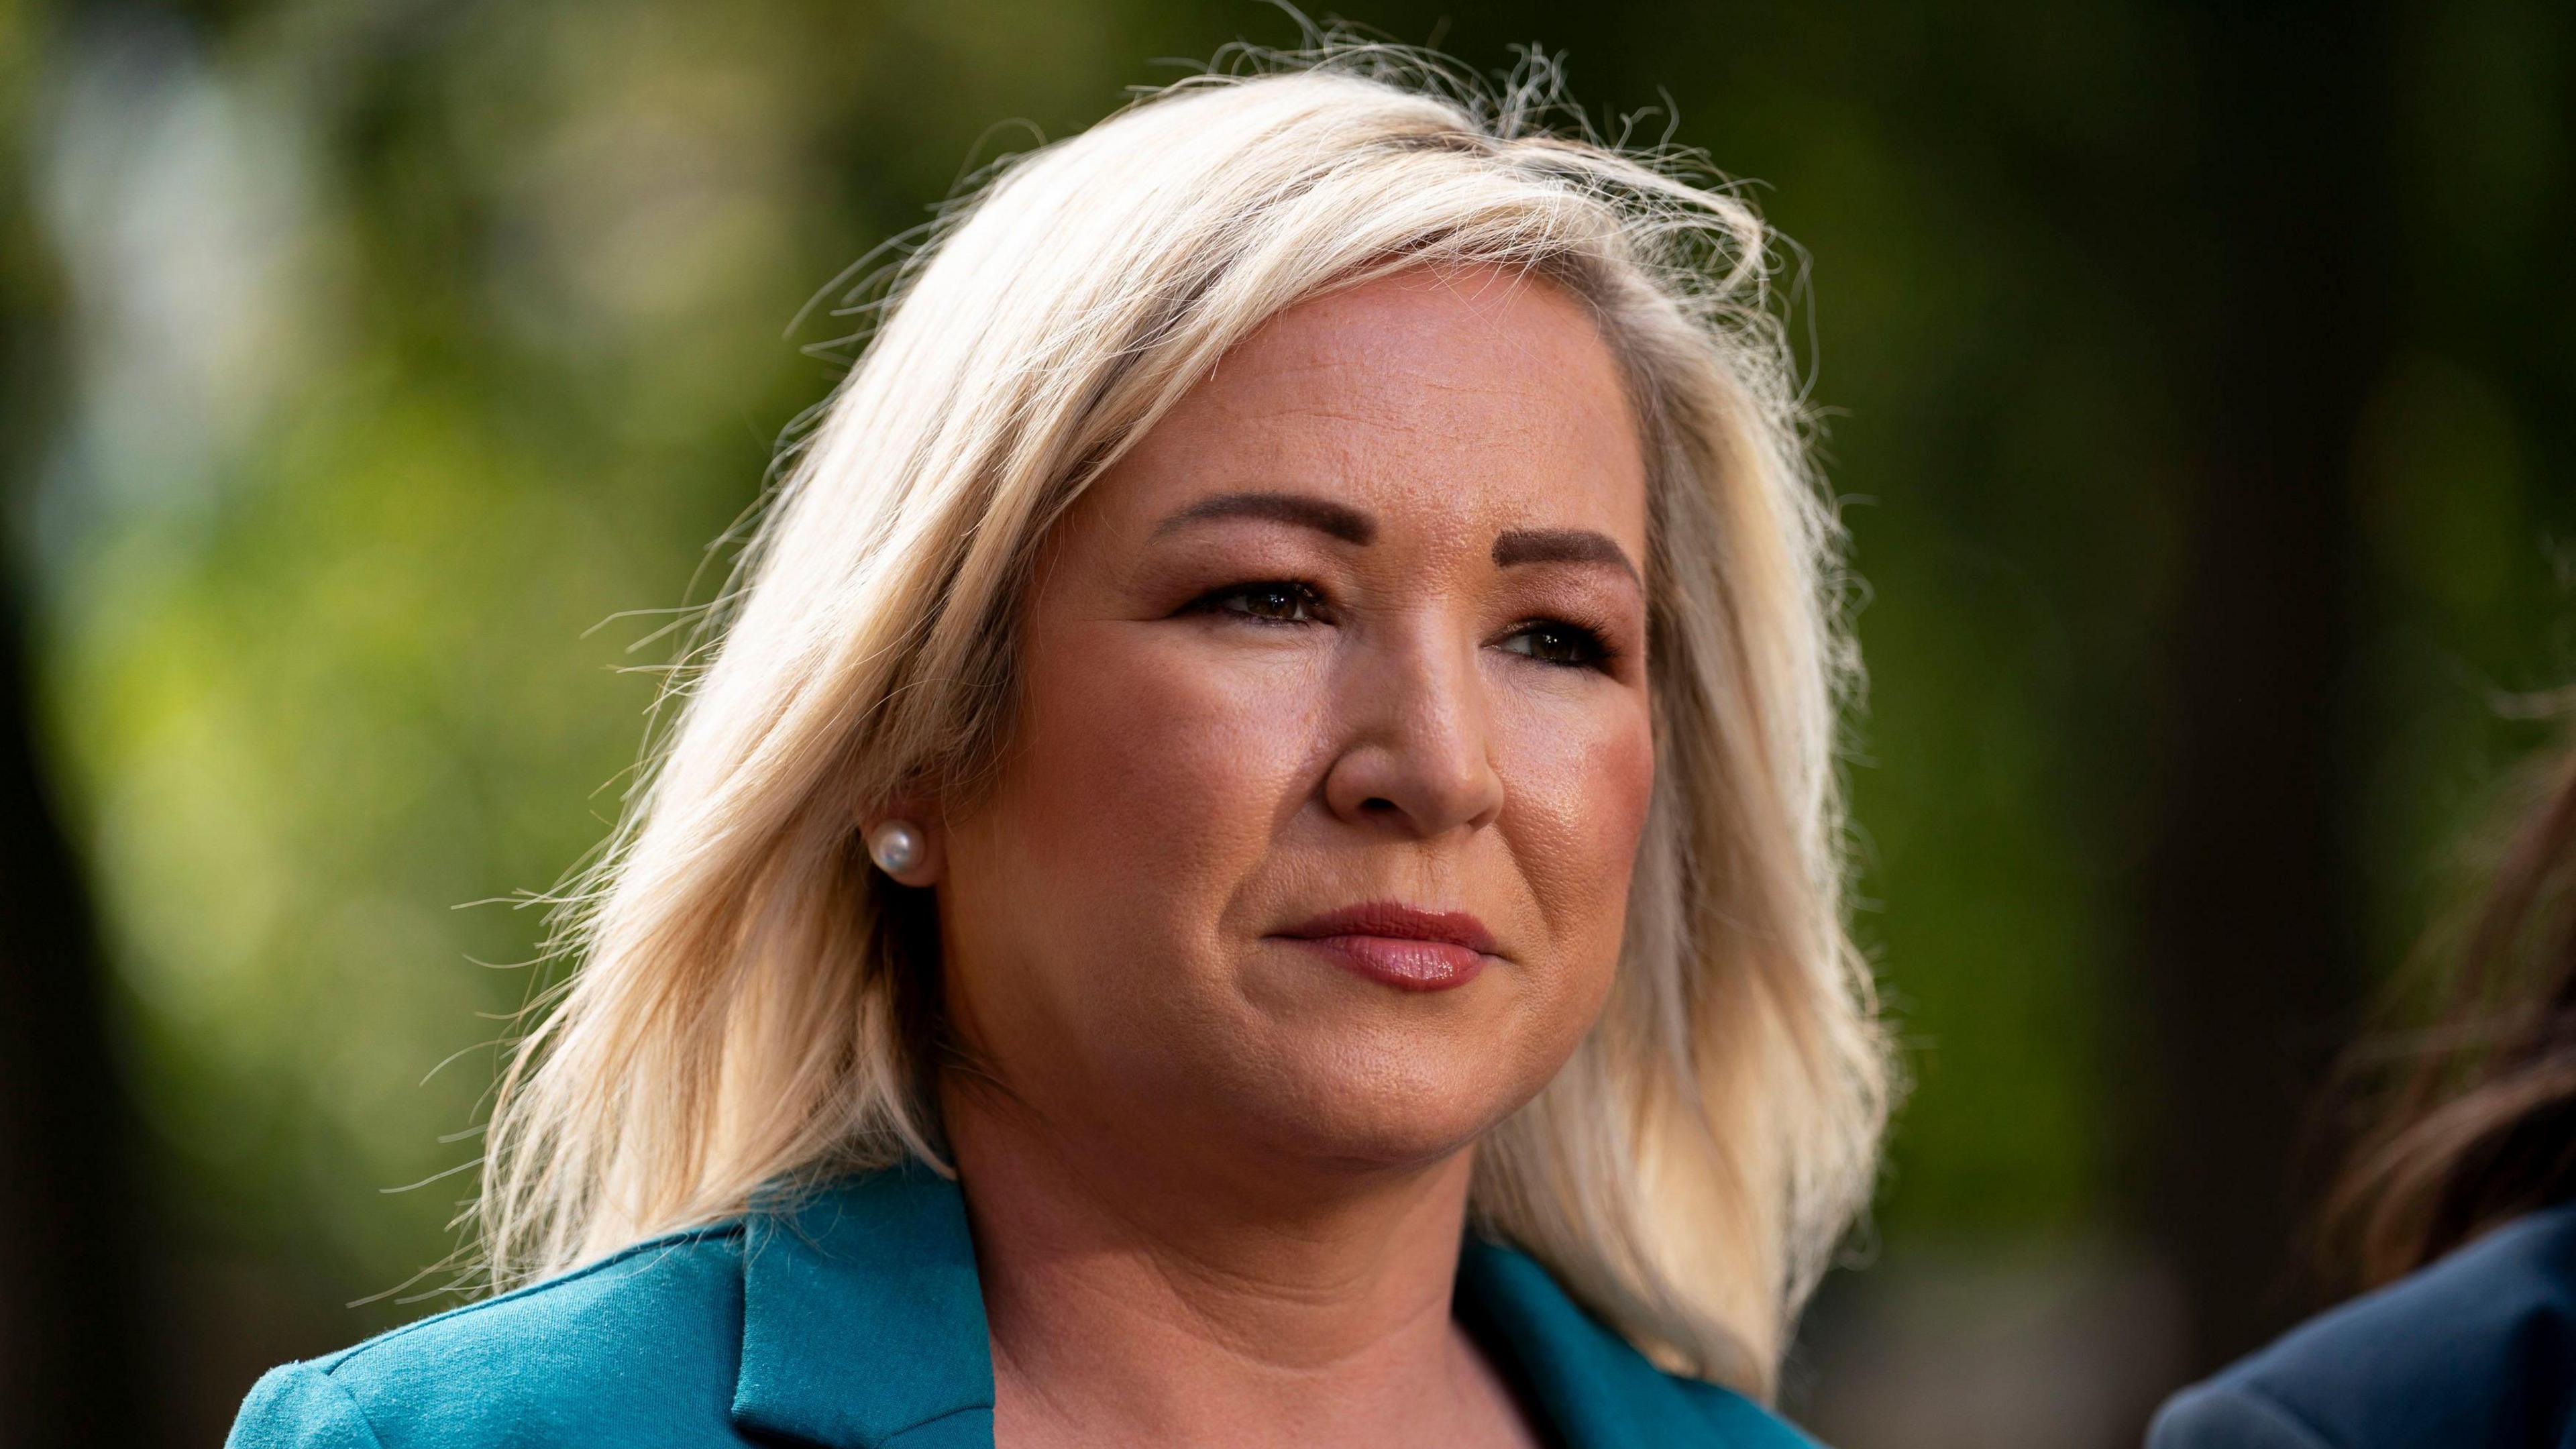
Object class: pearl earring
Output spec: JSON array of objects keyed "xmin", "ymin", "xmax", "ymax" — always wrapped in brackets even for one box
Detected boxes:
[{"xmin": 867, "ymin": 820, "xmax": 926, "ymax": 877}]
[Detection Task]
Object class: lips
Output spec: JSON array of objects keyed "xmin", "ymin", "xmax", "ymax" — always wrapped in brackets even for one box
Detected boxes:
[{"xmin": 1271, "ymin": 901, "xmax": 1498, "ymax": 991}]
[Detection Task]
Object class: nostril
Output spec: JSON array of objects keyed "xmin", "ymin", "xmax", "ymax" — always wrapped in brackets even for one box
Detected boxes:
[{"xmin": 1360, "ymin": 797, "xmax": 1398, "ymax": 814}]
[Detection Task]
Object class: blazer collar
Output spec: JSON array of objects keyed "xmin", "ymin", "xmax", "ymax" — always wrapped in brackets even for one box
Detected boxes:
[
  {"xmin": 731, "ymin": 1161, "xmax": 995, "ymax": 1448},
  {"xmin": 1456, "ymin": 1237, "xmax": 1682, "ymax": 1446},
  {"xmin": 1456, "ymin": 1239, "xmax": 1812, "ymax": 1448},
  {"xmin": 729, "ymin": 1163, "xmax": 1792, "ymax": 1449}
]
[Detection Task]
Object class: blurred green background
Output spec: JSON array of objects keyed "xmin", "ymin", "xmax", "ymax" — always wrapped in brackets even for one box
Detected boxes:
[{"xmin": 1, "ymin": 2, "xmax": 2570, "ymax": 1446}]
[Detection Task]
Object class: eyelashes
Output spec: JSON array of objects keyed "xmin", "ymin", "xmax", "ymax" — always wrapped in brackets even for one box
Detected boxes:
[
  {"xmin": 1180, "ymin": 580, "xmax": 1621, "ymax": 672},
  {"xmin": 1189, "ymin": 580, "xmax": 1324, "ymax": 625},
  {"xmin": 1495, "ymin": 619, "xmax": 1614, "ymax": 668}
]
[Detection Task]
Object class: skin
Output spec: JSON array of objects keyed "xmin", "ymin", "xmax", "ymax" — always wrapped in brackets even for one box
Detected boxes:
[{"xmin": 874, "ymin": 263, "xmax": 1657, "ymax": 1448}]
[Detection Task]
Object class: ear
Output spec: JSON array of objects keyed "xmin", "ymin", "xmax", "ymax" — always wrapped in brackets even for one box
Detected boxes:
[{"xmin": 861, "ymin": 799, "xmax": 944, "ymax": 888}]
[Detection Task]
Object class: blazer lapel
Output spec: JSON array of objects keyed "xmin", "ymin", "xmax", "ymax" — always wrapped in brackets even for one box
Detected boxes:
[
  {"xmin": 1454, "ymin": 1237, "xmax": 1813, "ymax": 1448},
  {"xmin": 731, "ymin": 1162, "xmax": 996, "ymax": 1448},
  {"xmin": 726, "ymin": 1167, "xmax": 1796, "ymax": 1448}
]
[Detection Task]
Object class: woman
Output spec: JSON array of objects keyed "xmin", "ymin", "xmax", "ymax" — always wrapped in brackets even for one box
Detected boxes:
[
  {"xmin": 231, "ymin": 48, "xmax": 1889, "ymax": 1449},
  {"xmin": 2150, "ymin": 739, "xmax": 2576, "ymax": 1448}
]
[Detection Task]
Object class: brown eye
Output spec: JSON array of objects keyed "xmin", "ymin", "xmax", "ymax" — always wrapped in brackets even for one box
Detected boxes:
[
  {"xmin": 1205, "ymin": 582, "xmax": 1317, "ymax": 623},
  {"xmin": 1500, "ymin": 621, "xmax": 1609, "ymax": 667}
]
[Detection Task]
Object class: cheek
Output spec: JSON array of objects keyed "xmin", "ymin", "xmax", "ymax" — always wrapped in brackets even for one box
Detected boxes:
[
  {"xmin": 968, "ymin": 621, "xmax": 1318, "ymax": 945},
  {"xmin": 1492, "ymin": 683, "xmax": 1657, "ymax": 983}
]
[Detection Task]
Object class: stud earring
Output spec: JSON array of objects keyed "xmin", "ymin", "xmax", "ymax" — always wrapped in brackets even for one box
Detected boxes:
[{"xmin": 867, "ymin": 819, "xmax": 926, "ymax": 877}]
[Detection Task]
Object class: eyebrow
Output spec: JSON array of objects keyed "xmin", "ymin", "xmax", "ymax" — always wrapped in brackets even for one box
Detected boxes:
[
  {"xmin": 1149, "ymin": 491, "xmax": 1640, "ymax": 586},
  {"xmin": 1493, "ymin": 527, "xmax": 1642, "ymax": 586},
  {"xmin": 1151, "ymin": 491, "xmax": 1375, "ymax": 545}
]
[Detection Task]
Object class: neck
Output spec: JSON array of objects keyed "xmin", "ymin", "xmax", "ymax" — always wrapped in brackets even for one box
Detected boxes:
[{"xmin": 941, "ymin": 1078, "xmax": 1538, "ymax": 1449}]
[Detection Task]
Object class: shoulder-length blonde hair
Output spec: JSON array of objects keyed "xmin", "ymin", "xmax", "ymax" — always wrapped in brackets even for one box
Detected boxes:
[{"xmin": 479, "ymin": 45, "xmax": 1890, "ymax": 1399}]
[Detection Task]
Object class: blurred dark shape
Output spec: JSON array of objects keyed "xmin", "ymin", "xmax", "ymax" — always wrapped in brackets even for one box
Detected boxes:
[
  {"xmin": 2143, "ymin": 727, "xmax": 2576, "ymax": 1423},
  {"xmin": 2328, "ymin": 737, "xmax": 2576, "ymax": 1285},
  {"xmin": 2145, "ymin": 731, "xmax": 2576, "ymax": 1449},
  {"xmin": 2131, "ymin": 0, "xmax": 2388, "ymax": 1375},
  {"xmin": 0, "ymin": 594, "xmax": 145, "ymax": 1447}
]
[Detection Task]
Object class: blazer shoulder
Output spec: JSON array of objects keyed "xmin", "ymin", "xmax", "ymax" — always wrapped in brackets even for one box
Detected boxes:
[
  {"xmin": 1662, "ymin": 1376, "xmax": 1823, "ymax": 1448},
  {"xmin": 2151, "ymin": 1203, "xmax": 2576, "ymax": 1449},
  {"xmin": 229, "ymin": 1222, "xmax": 751, "ymax": 1449},
  {"xmin": 2147, "ymin": 1381, "xmax": 2337, "ymax": 1449},
  {"xmin": 227, "ymin": 1362, "xmax": 387, "ymax": 1449}
]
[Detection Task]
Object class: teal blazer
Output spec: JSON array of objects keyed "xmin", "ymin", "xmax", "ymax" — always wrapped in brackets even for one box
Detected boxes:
[{"xmin": 228, "ymin": 1163, "xmax": 1818, "ymax": 1448}]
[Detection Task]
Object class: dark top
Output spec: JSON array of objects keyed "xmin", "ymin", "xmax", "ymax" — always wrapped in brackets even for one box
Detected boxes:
[
  {"xmin": 2148, "ymin": 1201, "xmax": 2576, "ymax": 1449},
  {"xmin": 226, "ymin": 1161, "xmax": 1819, "ymax": 1448}
]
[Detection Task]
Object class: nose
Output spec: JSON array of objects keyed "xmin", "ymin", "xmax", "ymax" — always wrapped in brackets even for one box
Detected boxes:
[{"xmin": 1320, "ymin": 619, "xmax": 1505, "ymax": 839}]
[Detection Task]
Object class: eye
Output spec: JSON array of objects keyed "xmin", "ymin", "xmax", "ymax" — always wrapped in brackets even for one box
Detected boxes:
[
  {"xmin": 1498, "ymin": 619, "xmax": 1613, "ymax": 669},
  {"xmin": 1190, "ymin": 580, "xmax": 1322, "ymax": 624}
]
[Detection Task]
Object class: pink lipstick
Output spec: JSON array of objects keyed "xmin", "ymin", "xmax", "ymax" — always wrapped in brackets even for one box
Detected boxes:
[{"xmin": 1272, "ymin": 901, "xmax": 1498, "ymax": 991}]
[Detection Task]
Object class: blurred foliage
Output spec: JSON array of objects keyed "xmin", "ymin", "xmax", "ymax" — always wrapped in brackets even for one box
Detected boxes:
[{"xmin": 3, "ymin": 0, "xmax": 2572, "ymax": 1388}]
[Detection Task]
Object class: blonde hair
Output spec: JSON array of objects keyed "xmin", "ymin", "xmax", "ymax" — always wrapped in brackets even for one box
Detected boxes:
[{"xmin": 479, "ymin": 45, "xmax": 1890, "ymax": 1398}]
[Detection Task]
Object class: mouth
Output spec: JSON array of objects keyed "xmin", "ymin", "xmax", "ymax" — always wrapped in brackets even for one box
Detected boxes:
[{"xmin": 1269, "ymin": 900, "xmax": 1499, "ymax": 992}]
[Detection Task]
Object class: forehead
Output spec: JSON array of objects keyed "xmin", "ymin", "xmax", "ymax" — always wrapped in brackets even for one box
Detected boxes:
[{"xmin": 1080, "ymin": 264, "xmax": 1649, "ymax": 553}]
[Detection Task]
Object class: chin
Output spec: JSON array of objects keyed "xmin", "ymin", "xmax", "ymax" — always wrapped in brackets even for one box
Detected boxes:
[{"xmin": 1223, "ymin": 1026, "xmax": 1554, "ymax": 1175}]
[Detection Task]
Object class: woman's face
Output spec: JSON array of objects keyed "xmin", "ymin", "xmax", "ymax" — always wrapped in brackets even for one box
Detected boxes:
[{"xmin": 936, "ymin": 264, "xmax": 1656, "ymax": 1181}]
